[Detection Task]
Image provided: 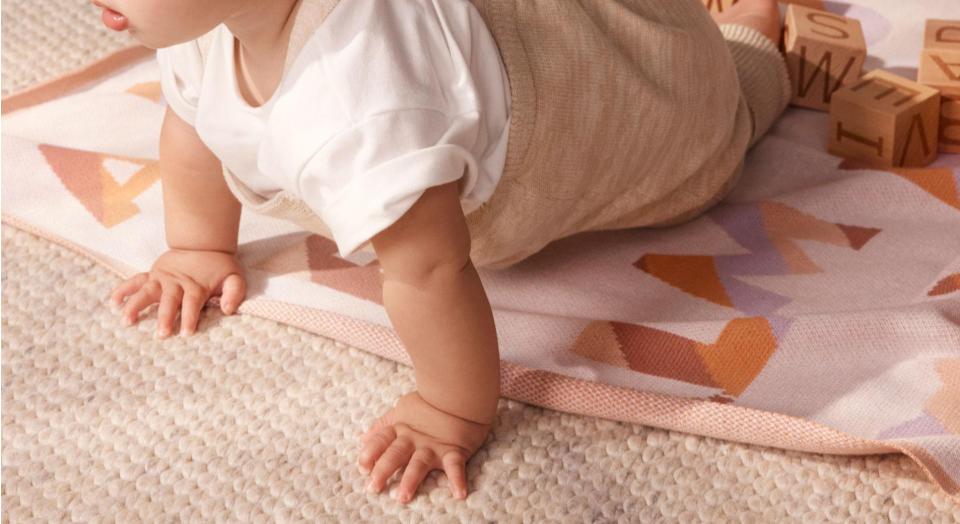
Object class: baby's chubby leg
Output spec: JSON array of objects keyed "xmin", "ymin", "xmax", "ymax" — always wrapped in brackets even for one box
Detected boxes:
[{"xmin": 708, "ymin": 0, "xmax": 782, "ymax": 45}]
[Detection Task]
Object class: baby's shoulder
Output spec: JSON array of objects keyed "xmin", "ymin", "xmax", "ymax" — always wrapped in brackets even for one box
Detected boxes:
[{"xmin": 194, "ymin": 27, "xmax": 221, "ymax": 68}]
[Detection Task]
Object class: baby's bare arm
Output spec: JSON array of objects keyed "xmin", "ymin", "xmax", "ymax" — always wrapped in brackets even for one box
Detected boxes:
[
  {"xmin": 159, "ymin": 106, "xmax": 241, "ymax": 253},
  {"xmin": 109, "ymin": 107, "xmax": 247, "ymax": 338},
  {"xmin": 370, "ymin": 180, "xmax": 500, "ymax": 426}
]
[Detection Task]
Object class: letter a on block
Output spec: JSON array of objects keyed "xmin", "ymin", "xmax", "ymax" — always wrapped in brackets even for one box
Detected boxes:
[
  {"xmin": 783, "ymin": 4, "xmax": 867, "ymax": 111},
  {"xmin": 918, "ymin": 19, "xmax": 960, "ymax": 153},
  {"xmin": 828, "ymin": 69, "xmax": 941, "ymax": 167}
]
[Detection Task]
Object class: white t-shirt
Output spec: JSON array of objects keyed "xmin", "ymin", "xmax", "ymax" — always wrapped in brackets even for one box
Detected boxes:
[{"xmin": 155, "ymin": 0, "xmax": 511, "ymax": 258}]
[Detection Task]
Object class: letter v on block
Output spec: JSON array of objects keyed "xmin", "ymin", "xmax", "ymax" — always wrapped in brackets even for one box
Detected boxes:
[{"xmin": 828, "ymin": 69, "xmax": 941, "ymax": 168}]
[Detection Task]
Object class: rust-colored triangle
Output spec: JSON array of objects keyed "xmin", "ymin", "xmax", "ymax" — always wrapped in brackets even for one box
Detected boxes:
[
  {"xmin": 836, "ymin": 223, "xmax": 882, "ymax": 250},
  {"xmin": 929, "ymin": 273, "xmax": 960, "ymax": 296},
  {"xmin": 635, "ymin": 254, "xmax": 732, "ymax": 307},
  {"xmin": 612, "ymin": 321, "xmax": 720, "ymax": 388},
  {"xmin": 569, "ymin": 317, "xmax": 777, "ymax": 398}
]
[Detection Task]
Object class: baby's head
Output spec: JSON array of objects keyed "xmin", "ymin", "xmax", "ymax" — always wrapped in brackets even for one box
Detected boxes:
[{"xmin": 91, "ymin": 0, "xmax": 236, "ymax": 49}]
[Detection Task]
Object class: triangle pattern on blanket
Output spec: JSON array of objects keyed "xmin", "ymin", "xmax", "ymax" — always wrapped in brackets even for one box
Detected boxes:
[
  {"xmin": 929, "ymin": 273, "xmax": 960, "ymax": 296},
  {"xmin": 125, "ymin": 81, "xmax": 161, "ymax": 102},
  {"xmin": 633, "ymin": 200, "xmax": 881, "ymax": 313},
  {"xmin": 38, "ymin": 144, "xmax": 160, "ymax": 227},
  {"xmin": 840, "ymin": 159, "xmax": 960, "ymax": 211},
  {"xmin": 251, "ymin": 234, "xmax": 383, "ymax": 304},
  {"xmin": 571, "ymin": 316, "xmax": 776, "ymax": 398}
]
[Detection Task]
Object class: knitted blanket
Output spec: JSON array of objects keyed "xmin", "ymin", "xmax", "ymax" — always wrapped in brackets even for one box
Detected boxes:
[{"xmin": 2, "ymin": 0, "xmax": 958, "ymax": 501}]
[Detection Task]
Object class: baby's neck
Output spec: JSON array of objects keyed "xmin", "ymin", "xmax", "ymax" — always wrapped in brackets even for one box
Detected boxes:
[
  {"xmin": 224, "ymin": 0, "xmax": 301, "ymax": 75},
  {"xmin": 225, "ymin": 0, "xmax": 302, "ymax": 107}
]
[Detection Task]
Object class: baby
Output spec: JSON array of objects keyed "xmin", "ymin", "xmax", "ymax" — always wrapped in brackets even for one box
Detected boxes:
[{"xmin": 100, "ymin": 0, "xmax": 789, "ymax": 504}]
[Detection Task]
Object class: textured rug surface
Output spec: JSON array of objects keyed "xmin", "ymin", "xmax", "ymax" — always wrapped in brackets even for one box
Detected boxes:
[
  {"xmin": 3, "ymin": 0, "xmax": 960, "ymax": 521},
  {"xmin": 6, "ymin": 224, "xmax": 960, "ymax": 522}
]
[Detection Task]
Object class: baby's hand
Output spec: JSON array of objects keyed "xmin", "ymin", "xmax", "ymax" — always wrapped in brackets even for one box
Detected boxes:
[
  {"xmin": 358, "ymin": 390, "xmax": 492, "ymax": 504},
  {"xmin": 108, "ymin": 248, "xmax": 247, "ymax": 338}
]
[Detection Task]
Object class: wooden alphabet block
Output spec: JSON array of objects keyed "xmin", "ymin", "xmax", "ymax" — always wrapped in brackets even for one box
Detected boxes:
[
  {"xmin": 917, "ymin": 19, "xmax": 960, "ymax": 153},
  {"xmin": 702, "ymin": 0, "xmax": 738, "ymax": 15},
  {"xmin": 783, "ymin": 4, "xmax": 867, "ymax": 111},
  {"xmin": 828, "ymin": 69, "xmax": 941, "ymax": 167}
]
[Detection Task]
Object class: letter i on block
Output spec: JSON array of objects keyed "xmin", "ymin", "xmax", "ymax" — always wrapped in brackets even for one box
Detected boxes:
[
  {"xmin": 918, "ymin": 19, "xmax": 960, "ymax": 153},
  {"xmin": 828, "ymin": 69, "xmax": 941, "ymax": 167},
  {"xmin": 783, "ymin": 4, "xmax": 867, "ymax": 111}
]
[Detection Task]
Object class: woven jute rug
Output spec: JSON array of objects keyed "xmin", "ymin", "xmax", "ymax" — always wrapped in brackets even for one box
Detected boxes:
[{"xmin": 3, "ymin": 0, "xmax": 959, "ymax": 521}]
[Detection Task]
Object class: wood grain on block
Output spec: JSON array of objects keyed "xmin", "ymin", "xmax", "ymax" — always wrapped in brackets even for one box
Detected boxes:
[
  {"xmin": 702, "ymin": 0, "xmax": 739, "ymax": 15},
  {"xmin": 783, "ymin": 3, "xmax": 866, "ymax": 111},
  {"xmin": 917, "ymin": 19, "xmax": 960, "ymax": 153},
  {"xmin": 828, "ymin": 69, "xmax": 941, "ymax": 167}
]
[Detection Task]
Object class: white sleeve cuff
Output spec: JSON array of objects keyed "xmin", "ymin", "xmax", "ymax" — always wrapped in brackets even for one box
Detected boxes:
[{"xmin": 315, "ymin": 144, "xmax": 475, "ymax": 258}]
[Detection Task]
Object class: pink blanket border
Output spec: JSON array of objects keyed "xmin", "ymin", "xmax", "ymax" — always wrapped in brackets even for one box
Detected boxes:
[{"xmin": 2, "ymin": 45, "xmax": 956, "ymax": 500}]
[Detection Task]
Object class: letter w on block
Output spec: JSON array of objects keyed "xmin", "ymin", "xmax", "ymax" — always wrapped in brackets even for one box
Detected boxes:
[{"xmin": 783, "ymin": 4, "xmax": 866, "ymax": 111}]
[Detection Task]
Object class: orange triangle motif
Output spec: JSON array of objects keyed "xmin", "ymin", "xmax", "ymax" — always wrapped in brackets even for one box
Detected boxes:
[
  {"xmin": 840, "ymin": 159, "xmax": 960, "ymax": 211},
  {"xmin": 929, "ymin": 273, "xmax": 960, "ymax": 296},
  {"xmin": 570, "ymin": 316, "xmax": 777, "ymax": 398},
  {"xmin": 38, "ymin": 144, "xmax": 160, "ymax": 227},
  {"xmin": 635, "ymin": 254, "xmax": 733, "ymax": 307},
  {"xmin": 569, "ymin": 321, "xmax": 631, "ymax": 368},
  {"xmin": 126, "ymin": 81, "xmax": 162, "ymax": 102},
  {"xmin": 694, "ymin": 317, "xmax": 777, "ymax": 397}
]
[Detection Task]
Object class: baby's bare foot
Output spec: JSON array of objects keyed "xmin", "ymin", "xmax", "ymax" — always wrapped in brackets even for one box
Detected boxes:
[{"xmin": 709, "ymin": 0, "xmax": 782, "ymax": 45}]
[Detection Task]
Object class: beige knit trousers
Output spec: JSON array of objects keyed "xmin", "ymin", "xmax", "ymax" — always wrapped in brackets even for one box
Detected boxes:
[{"xmin": 719, "ymin": 24, "xmax": 793, "ymax": 148}]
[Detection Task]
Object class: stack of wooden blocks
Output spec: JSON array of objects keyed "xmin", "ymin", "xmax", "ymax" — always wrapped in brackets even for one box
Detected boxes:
[{"xmin": 705, "ymin": 1, "xmax": 959, "ymax": 167}]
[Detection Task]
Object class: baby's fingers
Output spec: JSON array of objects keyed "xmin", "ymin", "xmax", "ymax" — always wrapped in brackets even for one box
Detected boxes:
[
  {"xmin": 442, "ymin": 450, "xmax": 468, "ymax": 500},
  {"xmin": 178, "ymin": 281, "xmax": 209, "ymax": 336},
  {"xmin": 155, "ymin": 281, "xmax": 183, "ymax": 339},
  {"xmin": 219, "ymin": 273, "xmax": 245, "ymax": 315},
  {"xmin": 109, "ymin": 272, "xmax": 149, "ymax": 310},
  {"xmin": 395, "ymin": 448, "xmax": 435, "ymax": 504},
  {"xmin": 121, "ymin": 279, "xmax": 161, "ymax": 326}
]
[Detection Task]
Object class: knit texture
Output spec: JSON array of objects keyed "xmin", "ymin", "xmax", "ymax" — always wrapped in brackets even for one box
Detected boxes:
[{"xmin": 719, "ymin": 24, "xmax": 793, "ymax": 148}]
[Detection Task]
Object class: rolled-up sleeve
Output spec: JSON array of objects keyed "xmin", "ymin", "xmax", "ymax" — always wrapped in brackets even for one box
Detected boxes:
[
  {"xmin": 156, "ymin": 41, "xmax": 204, "ymax": 126},
  {"xmin": 298, "ymin": 107, "xmax": 482, "ymax": 258}
]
